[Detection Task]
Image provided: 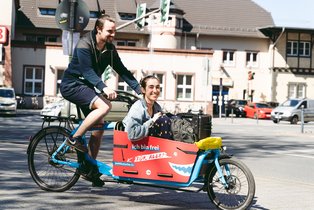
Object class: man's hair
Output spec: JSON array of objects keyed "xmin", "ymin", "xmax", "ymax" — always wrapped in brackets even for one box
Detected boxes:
[{"xmin": 94, "ymin": 10, "xmax": 116, "ymax": 30}]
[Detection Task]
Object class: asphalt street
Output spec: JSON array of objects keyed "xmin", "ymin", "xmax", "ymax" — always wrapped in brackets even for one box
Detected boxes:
[{"xmin": 0, "ymin": 110, "xmax": 314, "ymax": 209}]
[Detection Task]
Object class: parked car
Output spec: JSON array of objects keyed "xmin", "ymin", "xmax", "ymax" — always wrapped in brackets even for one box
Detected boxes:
[
  {"xmin": 244, "ymin": 102, "xmax": 273, "ymax": 119},
  {"xmin": 0, "ymin": 87, "xmax": 17, "ymax": 116},
  {"xmin": 225, "ymin": 99, "xmax": 248, "ymax": 117},
  {"xmin": 271, "ymin": 98, "xmax": 314, "ymax": 124},
  {"xmin": 266, "ymin": 101, "xmax": 279, "ymax": 108},
  {"xmin": 41, "ymin": 90, "xmax": 140, "ymax": 122}
]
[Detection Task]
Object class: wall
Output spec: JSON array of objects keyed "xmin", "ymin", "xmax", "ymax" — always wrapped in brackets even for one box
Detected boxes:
[{"xmin": 12, "ymin": 44, "xmax": 214, "ymax": 114}]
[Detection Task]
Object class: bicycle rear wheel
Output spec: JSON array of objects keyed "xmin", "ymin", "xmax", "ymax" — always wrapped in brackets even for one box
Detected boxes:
[
  {"xmin": 206, "ymin": 157, "xmax": 255, "ymax": 210},
  {"xmin": 28, "ymin": 126, "xmax": 80, "ymax": 192}
]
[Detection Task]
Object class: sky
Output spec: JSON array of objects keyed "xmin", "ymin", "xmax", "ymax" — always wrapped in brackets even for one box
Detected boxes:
[{"xmin": 252, "ymin": 0, "xmax": 314, "ymax": 28}]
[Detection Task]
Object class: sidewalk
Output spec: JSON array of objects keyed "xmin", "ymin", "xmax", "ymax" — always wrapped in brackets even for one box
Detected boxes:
[{"xmin": 211, "ymin": 117, "xmax": 314, "ymax": 137}]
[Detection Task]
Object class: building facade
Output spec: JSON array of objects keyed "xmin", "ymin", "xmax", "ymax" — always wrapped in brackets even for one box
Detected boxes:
[
  {"xmin": 2, "ymin": 0, "xmax": 313, "ymax": 116},
  {"xmin": 259, "ymin": 27, "xmax": 314, "ymax": 103}
]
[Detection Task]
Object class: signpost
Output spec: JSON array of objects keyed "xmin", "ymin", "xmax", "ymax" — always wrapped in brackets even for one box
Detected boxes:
[
  {"xmin": 0, "ymin": 26, "xmax": 8, "ymax": 44},
  {"xmin": 55, "ymin": 0, "xmax": 89, "ymax": 57},
  {"xmin": 55, "ymin": 0, "xmax": 89, "ymax": 116}
]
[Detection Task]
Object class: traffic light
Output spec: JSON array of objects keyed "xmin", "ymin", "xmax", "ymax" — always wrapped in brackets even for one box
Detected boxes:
[
  {"xmin": 248, "ymin": 71, "xmax": 255, "ymax": 80},
  {"xmin": 135, "ymin": 3, "xmax": 147, "ymax": 30},
  {"xmin": 160, "ymin": 0, "xmax": 171, "ymax": 23}
]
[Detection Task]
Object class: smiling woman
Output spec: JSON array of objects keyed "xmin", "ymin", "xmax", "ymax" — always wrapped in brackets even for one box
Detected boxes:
[{"xmin": 123, "ymin": 75, "xmax": 173, "ymax": 141}]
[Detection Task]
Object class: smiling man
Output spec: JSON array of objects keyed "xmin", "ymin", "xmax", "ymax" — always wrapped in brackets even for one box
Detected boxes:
[{"xmin": 60, "ymin": 13, "xmax": 141, "ymax": 187}]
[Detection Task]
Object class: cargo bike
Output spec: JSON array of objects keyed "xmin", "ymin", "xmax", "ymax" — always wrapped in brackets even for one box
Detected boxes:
[{"xmin": 27, "ymin": 114, "xmax": 255, "ymax": 210}]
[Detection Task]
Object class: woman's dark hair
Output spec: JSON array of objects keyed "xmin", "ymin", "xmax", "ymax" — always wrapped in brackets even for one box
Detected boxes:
[
  {"xmin": 94, "ymin": 10, "xmax": 115, "ymax": 31},
  {"xmin": 140, "ymin": 75, "xmax": 160, "ymax": 89}
]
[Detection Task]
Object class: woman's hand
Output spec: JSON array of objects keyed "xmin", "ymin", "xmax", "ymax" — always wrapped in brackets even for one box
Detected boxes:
[{"xmin": 102, "ymin": 87, "xmax": 117, "ymax": 100}]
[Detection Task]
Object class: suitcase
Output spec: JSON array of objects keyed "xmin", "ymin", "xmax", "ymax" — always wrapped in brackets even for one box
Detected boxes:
[{"xmin": 176, "ymin": 113, "xmax": 212, "ymax": 140}]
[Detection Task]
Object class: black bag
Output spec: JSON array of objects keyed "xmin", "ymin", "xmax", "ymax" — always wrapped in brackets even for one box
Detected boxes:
[
  {"xmin": 170, "ymin": 117, "xmax": 197, "ymax": 143},
  {"xmin": 176, "ymin": 112, "xmax": 212, "ymax": 140}
]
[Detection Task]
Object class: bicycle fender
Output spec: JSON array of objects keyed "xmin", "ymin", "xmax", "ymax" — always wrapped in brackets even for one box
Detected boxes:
[
  {"xmin": 26, "ymin": 126, "xmax": 71, "ymax": 154},
  {"xmin": 219, "ymin": 152, "xmax": 233, "ymax": 160}
]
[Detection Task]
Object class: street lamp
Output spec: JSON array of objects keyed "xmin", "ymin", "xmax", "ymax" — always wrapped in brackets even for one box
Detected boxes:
[{"xmin": 247, "ymin": 64, "xmax": 254, "ymax": 101}]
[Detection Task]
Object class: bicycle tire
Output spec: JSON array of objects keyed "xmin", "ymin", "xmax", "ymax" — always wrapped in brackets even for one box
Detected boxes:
[
  {"xmin": 206, "ymin": 157, "xmax": 255, "ymax": 210},
  {"xmin": 28, "ymin": 126, "xmax": 80, "ymax": 192}
]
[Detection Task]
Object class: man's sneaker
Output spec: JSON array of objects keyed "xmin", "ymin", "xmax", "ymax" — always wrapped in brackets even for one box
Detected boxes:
[
  {"xmin": 92, "ymin": 177, "xmax": 105, "ymax": 187},
  {"xmin": 66, "ymin": 136, "xmax": 88, "ymax": 153}
]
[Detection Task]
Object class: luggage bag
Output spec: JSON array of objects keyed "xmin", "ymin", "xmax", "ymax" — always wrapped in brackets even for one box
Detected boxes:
[{"xmin": 176, "ymin": 113, "xmax": 212, "ymax": 140}]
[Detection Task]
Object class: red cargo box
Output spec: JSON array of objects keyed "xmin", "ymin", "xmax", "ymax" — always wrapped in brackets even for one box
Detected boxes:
[{"xmin": 113, "ymin": 130, "xmax": 198, "ymax": 183}]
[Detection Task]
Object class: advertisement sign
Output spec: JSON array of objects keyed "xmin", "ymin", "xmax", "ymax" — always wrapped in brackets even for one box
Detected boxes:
[{"xmin": 0, "ymin": 26, "xmax": 7, "ymax": 44}]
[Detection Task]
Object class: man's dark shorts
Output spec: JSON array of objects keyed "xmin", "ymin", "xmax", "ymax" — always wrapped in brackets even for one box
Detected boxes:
[{"xmin": 60, "ymin": 81, "xmax": 99, "ymax": 116}]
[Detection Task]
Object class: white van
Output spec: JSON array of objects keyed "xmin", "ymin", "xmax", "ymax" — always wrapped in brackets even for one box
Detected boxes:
[
  {"xmin": 0, "ymin": 87, "xmax": 17, "ymax": 115},
  {"xmin": 270, "ymin": 98, "xmax": 314, "ymax": 124}
]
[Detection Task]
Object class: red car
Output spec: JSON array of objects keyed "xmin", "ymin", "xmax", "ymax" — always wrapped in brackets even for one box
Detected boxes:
[{"xmin": 244, "ymin": 102, "xmax": 273, "ymax": 119}]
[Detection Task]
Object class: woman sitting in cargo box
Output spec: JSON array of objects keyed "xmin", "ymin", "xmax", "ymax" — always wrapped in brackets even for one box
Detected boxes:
[{"xmin": 122, "ymin": 75, "xmax": 173, "ymax": 141}]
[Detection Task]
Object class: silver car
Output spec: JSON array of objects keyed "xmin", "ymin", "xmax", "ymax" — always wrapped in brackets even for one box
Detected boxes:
[
  {"xmin": 271, "ymin": 98, "xmax": 314, "ymax": 124},
  {"xmin": 0, "ymin": 87, "xmax": 17, "ymax": 115},
  {"xmin": 41, "ymin": 90, "xmax": 140, "ymax": 122}
]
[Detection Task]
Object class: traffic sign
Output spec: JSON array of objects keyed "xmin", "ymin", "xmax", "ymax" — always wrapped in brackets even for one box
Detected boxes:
[
  {"xmin": 0, "ymin": 26, "xmax": 7, "ymax": 44},
  {"xmin": 55, "ymin": 0, "xmax": 89, "ymax": 31}
]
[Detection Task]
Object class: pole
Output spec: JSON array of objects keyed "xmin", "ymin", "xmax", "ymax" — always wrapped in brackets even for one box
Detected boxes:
[
  {"xmin": 68, "ymin": 0, "xmax": 77, "ymax": 60},
  {"xmin": 219, "ymin": 78, "xmax": 222, "ymax": 118},
  {"xmin": 67, "ymin": 0, "xmax": 77, "ymax": 116},
  {"xmin": 301, "ymin": 107, "xmax": 304, "ymax": 133},
  {"xmin": 116, "ymin": 8, "xmax": 160, "ymax": 31}
]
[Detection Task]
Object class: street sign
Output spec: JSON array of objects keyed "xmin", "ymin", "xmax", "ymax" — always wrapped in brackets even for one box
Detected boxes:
[
  {"xmin": 55, "ymin": 0, "xmax": 89, "ymax": 31},
  {"xmin": 62, "ymin": 30, "xmax": 80, "ymax": 55},
  {"xmin": 0, "ymin": 26, "xmax": 8, "ymax": 44}
]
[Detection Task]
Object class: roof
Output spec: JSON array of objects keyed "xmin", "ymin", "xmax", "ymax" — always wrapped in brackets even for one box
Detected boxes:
[
  {"xmin": 16, "ymin": 0, "xmax": 274, "ymax": 38},
  {"xmin": 259, "ymin": 26, "xmax": 314, "ymax": 42}
]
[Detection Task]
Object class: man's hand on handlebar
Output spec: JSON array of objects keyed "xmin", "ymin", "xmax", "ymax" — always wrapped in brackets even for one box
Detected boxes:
[{"xmin": 102, "ymin": 87, "xmax": 117, "ymax": 100}]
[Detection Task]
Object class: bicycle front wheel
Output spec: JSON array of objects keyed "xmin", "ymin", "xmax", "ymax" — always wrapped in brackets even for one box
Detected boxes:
[
  {"xmin": 28, "ymin": 126, "xmax": 80, "ymax": 192},
  {"xmin": 206, "ymin": 157, "xmax": 255, "ymax": 210}
]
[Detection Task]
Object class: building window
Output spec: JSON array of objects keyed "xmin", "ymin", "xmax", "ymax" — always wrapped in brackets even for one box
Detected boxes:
[
  {"xmin": 24, "ymin": 66, "xmax": 44, "ymax": 96},
  {"xmin": 119, "ymin": 13, "xmax": 136, "ymax": 20},
  {"xmin": 177, "ymin": 75, "xmax": 193, "ymax": 100},
  {"xmin": 153, "ymin": 73, "xmax": 165, "ymax": 100},
  {"xmin": 90, "ymin": 11, "xmax": 99, "ymax": 18},
  {"xmin": 117, "ymin": 73, "xmax": 135, "ymax": 92},
  {"xmin": 287, "ymin": 41, "xmax": 298, "ymax": 56},
  {"xmin": 175, "ymin": 18, "xmax": 183, "ymax": 29},
  {"xmin": 299, "ymin": 41, "xmax": 311, "ymax": 57},
  {"xmin": 288, "ymin": 83, "xmax": 306, "ymax": 98},
  {"xmin": 223, "ymin": 50, "xmax": 235, "ymax": 66},
  {"xmin": 39, "ymin": 8, "xmax": 56, "ymax": 16},
  {"xmin": 25, "ymin": 35, "xmax": 58, "ymax": 43},
  {"xmin": 116, "ymin": 40, "xmax": 137, "ymax": 47},
  {"xmin": 246, "ymin": 52, "xmax": 258, "ymax": 67},
  {"xmin": 47, "ymin": 36, "xmax": 57, "ymax": 42}
]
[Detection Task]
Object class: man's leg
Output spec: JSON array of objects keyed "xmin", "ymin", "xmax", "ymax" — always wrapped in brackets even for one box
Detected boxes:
[
  {"xmin": 88, "ymin": 129, "xmax": 104, "ymax": 159},
  {"xmin": 73, "ymin": 96, "xmax": 111, "ymax": 136}
]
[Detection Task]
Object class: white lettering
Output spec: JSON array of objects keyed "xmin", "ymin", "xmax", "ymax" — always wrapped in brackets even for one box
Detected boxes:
[{"xmin": 134, "ymin": 152, "xmax": 171, "ymax": 162}]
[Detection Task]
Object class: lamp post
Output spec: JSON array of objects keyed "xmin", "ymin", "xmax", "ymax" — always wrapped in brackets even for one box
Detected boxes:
[{"xmin": 247, "ymin": 64, "xmax": 254, "ymax": 101}]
